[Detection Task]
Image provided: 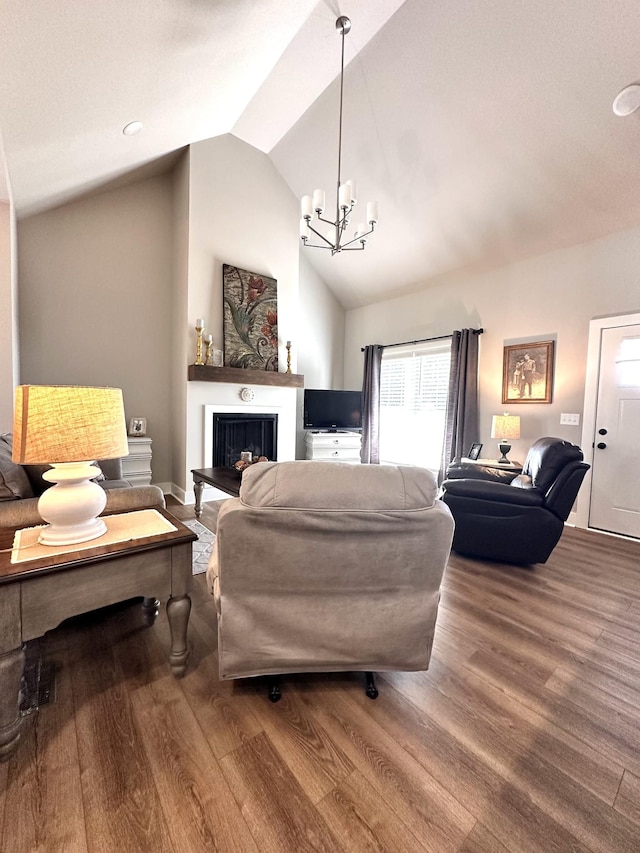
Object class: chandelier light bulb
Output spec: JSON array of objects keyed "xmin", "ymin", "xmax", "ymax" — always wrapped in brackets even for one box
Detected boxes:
[
  {"xmin": 299, "ymin": 17, "xmax": 379, "ymax": 255},
  {"xmin": 301, "ymin": 195, "xmax": 314, "ymax": 220},
  {"xmin": 312, "ymin": 189, "xmax": 325, "ymax": 213}
]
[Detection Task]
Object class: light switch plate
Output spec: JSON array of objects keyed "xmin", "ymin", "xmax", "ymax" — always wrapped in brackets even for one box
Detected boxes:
[{"xmin": 560, "ymin": 413, "xmax": 580, "ymax": 426}]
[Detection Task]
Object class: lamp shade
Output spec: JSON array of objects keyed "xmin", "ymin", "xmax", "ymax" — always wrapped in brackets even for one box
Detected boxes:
[
  {"xmin": 12, "ymin": 385, "xmax": 129, "ymax": 464},
  {"xmin": 490, "ymin": 413, "xmax": 521, "ymax": 441}
]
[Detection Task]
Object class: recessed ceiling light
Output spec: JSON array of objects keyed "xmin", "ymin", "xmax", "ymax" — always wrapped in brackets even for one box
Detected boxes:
[
  {"xmin": 612, "ymin": 84, "xmax": 640, "ymax": 117},
  {"xmin": 122, "ymin": 121, "xmax": 143, "ymax": 136}
]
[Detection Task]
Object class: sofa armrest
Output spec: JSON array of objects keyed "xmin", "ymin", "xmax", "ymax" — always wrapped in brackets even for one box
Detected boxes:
[
  {"xmin": 103, "ymin": 485, "xmax": 165, "ymax": 514},
  {"xmin": 0, "ymin": 485, "xmax": 166, "ymax": 530}
]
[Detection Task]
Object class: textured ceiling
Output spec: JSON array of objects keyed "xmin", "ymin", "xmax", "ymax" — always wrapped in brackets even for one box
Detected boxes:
[{"xmin": 2, "ymin": 0, "xmax": 640, "ymax": 308}]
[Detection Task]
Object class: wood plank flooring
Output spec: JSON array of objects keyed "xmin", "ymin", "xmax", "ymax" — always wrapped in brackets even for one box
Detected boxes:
[{"xmin": 2, "ymin": 499, "xmax": 640, "ymax": 852}]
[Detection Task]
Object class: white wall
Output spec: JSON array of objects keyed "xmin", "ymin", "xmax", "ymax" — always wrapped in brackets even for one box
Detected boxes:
[
  {"xmin": 17, "ymin": 176, "xmax": 175, "ymax": 483},
  {"xmin": 345, "ymin": 224, "xmax": 640, "ymax": 467},
  {"xmin": 179, "ymin": 134, "xmax": 330, "ymax": 492},
  {"xmin": 0, "ymin": 201, "xmax": 18, "ymax": 430},
  {"xmin": 295, "ymin": 252, "xmax": 345, "ymax": 457}
]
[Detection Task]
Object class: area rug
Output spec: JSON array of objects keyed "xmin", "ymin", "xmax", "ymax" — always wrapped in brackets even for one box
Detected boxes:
[{"xmin": 182, "ymin": 518, "xmax": 216, "ymax": 575}]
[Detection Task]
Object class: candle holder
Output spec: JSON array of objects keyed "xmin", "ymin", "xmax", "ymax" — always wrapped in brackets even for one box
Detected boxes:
[
  {"xmin": 286, "ymin": 341, "xmax": 292, "ymax": 374},
  {"xmin": 194, "ymin": 320, "xmax": 205, "ymax": 366},
  {"xmin": 204, "ymin": 337, "xmax": 214, "ymax": 366}
]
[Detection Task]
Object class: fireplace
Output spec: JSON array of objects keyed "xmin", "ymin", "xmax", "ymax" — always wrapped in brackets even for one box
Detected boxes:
[{"xmin": 212, "ymin": 413, "xmax": 278, "ymax": 468}]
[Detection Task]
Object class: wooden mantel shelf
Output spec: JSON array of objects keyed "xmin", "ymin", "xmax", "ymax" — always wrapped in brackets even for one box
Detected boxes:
[{"xmin": 188, "ymin": 364, "xmax": 304, "ymax": 388}]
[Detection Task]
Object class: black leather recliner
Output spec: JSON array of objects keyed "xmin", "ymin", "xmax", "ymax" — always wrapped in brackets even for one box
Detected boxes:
[{"xmin": 440, "ymin": 437, "xmax": 590, "ymax": 564}]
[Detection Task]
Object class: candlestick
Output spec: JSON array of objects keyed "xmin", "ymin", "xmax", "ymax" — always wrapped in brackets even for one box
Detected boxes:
[
  {"xmin": 286, "ymin": 340, "xmax": 292, "ymax": 374},
  {"xmin": 204, "ymin": 335, "xmax": 214, "ymax": 366},
  {"xmin": 194, "ymin": 320, "xmax": 205, "ymax": 365}
]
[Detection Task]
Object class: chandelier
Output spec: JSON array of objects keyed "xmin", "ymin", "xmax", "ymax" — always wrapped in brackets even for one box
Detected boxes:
[{"xmin": 299, "ymin": 15, "xmax": 378, "ymax": 255}]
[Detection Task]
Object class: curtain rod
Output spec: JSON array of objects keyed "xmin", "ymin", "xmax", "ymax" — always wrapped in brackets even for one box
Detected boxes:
[{"xmin": 360, "ymin": 328, "xmax": 483, "ymax": 352}]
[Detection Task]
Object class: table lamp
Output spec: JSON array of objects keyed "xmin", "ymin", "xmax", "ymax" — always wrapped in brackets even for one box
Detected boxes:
[
  {"xmin": 12, "ymin": 385, "xmax": 129, "ymax": 546},
  {"xmin": 490, "ymin": 413, "xmax": 521, "ymax": 464}
]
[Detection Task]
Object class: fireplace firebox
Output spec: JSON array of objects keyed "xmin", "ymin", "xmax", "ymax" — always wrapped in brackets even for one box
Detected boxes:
[{"xmin": 212, "ymin": 413, "xmax": 278, "ymax": 468}]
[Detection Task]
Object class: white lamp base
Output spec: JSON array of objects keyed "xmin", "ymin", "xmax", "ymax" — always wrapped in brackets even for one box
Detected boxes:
[{"xmin": 37, "ymin": 462, "xmax": 107, "ymax": 546}]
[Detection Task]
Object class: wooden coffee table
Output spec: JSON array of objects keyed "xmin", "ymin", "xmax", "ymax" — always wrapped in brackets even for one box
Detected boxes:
[
  {"xmin": 191, "ymin": 467, "xmax": 241, "ymax": 517},
  {"xmin": 0, "ymin": 507, "xmax": 197, "ymax": 760}
]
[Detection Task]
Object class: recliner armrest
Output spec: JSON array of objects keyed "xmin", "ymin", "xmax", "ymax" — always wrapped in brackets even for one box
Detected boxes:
[
  {"xmin": 445, "ymin": 463, "xmax": 520, "ymax": 484},
  {"xmin": 441, "ymin": 478, "xmax": 545, "ymax": 507}
]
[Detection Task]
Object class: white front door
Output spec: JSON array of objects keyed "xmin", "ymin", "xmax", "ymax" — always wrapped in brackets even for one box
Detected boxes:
[{"xmin": 588, "ymin": 324, "xmax": 640, "ymax": 537}]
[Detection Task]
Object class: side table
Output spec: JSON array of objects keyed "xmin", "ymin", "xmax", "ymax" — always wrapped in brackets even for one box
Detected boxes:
[{"xmin": 0, "ymin": 508, "xmax": 196, "ymax": 760}]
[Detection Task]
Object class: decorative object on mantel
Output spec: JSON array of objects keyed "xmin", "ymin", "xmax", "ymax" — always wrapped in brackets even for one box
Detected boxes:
[
  {"xmin": 204, "ymin": 334, "xmax": 214, "ymax": 366},
  {"xmin": 286, "ymin": 340, "xmax": 292, "ymax": 373},
  {"xmin": 194, "ymin": 318, "xmax": 205, "ymax": 366},
  {"xmin": 223, "ymin": 264, "xmax": 278, "ymax": 371},
  {"xmin": 299, "ymin": 16, "xmax": 379, "ymax": 255},
  {"xmin": 240, "ymin": 387, "xmax": 255, "ymax": 403},
  {"xmin": 502, "ymin": 340, "xmax": 554, "ymax": 404}
]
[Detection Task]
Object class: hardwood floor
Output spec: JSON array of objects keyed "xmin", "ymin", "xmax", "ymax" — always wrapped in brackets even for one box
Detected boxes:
[{"xmin": 2, "ymin": 499, "xmax": 640, "ymax": 852}]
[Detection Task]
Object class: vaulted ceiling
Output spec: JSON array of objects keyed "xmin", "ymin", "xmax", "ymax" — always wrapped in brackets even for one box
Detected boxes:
[{"xmin": 2, "ymin": 0, "xmax": 640, "ymax": 308}]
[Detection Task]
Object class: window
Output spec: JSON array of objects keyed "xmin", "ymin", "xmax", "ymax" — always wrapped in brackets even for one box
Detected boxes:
[{"xmin": 379, "ymin": 339, "xmax": 451, "ymax": 474}]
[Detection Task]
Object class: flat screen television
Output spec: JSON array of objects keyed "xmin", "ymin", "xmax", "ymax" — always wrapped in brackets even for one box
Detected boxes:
[{"xmin": 304, "ymin": 389, "xmax": 363, "ymax": 432}]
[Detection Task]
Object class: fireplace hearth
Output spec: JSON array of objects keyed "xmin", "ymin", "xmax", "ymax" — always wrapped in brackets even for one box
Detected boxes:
[{"xmin": 212, "ymin": 413, "xmax": 278, "ymax": 468}]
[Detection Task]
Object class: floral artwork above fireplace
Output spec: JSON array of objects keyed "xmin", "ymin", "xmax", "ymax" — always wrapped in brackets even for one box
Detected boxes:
[{"xmin": 222, "ymin": 264, "xmax": 278, "ymax": 371}]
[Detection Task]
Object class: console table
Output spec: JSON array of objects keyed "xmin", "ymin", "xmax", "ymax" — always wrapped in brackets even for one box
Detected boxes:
[{"xmin": 0, "ymin": 508, "xmax": 196, "ymax": 759}]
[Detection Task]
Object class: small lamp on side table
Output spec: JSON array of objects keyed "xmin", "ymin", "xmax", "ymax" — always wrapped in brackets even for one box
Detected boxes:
[
  {"xmin": 490, "ymin": 413, "xmax": 520, "ymax": 464},
  {"xmin": 12, "ymin": 385, "xmax": 129, "ymax": 546}
]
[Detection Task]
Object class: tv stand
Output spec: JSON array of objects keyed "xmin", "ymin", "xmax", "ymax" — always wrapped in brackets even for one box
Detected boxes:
[{"xmin": 305, "ymin": 430, "xmax": 361, "ymax": 463}]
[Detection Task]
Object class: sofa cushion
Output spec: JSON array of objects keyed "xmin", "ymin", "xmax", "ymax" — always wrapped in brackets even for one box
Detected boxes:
[
  {"xmin": 0, "ymin": 433, "xmax": 34, "ymax": 501},
  {"xmin": 239, "ymin": 460, "xmax": 438, "ymax": 511}
]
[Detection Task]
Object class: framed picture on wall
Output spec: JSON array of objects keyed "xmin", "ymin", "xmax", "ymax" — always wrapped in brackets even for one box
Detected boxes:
[
  {"xmin": 222, "ymin": 264, "xmax": 278, "ymax": 371},
  {"xmin": 502, "ymin": 340, "xmax": 555, "ymax": 404}
]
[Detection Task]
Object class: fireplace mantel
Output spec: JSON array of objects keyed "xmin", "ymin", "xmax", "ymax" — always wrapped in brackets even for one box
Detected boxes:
[{"xmin": 188, "ymin": 364, "xmax": 303, "ymax": 388}]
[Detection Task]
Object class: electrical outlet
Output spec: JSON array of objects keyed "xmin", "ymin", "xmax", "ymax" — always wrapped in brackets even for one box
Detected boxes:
[{"xmin": 560, "ymin": 413, "xmax": 580, "ymax": 426}]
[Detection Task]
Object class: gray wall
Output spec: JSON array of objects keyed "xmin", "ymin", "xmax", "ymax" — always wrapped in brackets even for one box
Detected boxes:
[
  {"xmin": 17, "ymin": 176, "xmax": 174, "ymax": 484},
  {"xmin": 345, "ymin": 224, "xmax": 640, "ymax": 465},
  {"xmin": 15, "ymin": 136, "xmax": 346, "ymax": 491},
  {"xmin": 0, "ymin": 201, "xmax": 18, "ymax": 431}
]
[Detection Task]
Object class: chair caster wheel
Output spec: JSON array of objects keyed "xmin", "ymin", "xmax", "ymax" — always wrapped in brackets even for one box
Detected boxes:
[
  {"xmin": 365, "ymin": 671, "xmax": 378, "ymax": 699},
  {"xmin": 268, "ymin": 680, "xmax": 281, "ymax": 702}
]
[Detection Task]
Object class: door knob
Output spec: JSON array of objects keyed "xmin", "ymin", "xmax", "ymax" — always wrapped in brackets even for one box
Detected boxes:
[
  {"xmin": 597, "ymin": 442, "xmax": 607, "ymax": 449},
  {"xmin": 598, "ymin": 428, "xmax": 607, "ymax": 435}
]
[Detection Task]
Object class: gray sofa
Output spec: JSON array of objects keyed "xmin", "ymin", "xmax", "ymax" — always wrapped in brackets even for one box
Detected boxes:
[{"xmin": 0, "ymin": 432, "xmax": 165, "ymax": 529}]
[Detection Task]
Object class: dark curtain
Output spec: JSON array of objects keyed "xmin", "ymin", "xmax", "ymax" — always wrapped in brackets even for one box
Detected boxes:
[
  {"xmin": 440, "ymin": 329, "xmax": 480, "ymax": 482},
  {"xmin": 361, "ymin": 344, "xmax": 383, "ymax": 464}
]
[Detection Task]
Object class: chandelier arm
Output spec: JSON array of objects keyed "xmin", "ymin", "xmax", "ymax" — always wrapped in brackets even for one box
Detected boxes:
[
  {"xmin": 306, "ymin": 222, "xmax": 336, "ymax": 247},
  {"xmin": 340, "ymin": 234, "xmax": 367, "ymax": 249}
]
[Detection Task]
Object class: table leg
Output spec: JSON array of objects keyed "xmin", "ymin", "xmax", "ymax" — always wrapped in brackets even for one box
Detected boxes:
[
  {"xmin": 193, "ymin": 478, "xmax": 204, "ymax": 518},
  {"xmin": 141, "ymin": 597, "xmax": 160, "ymax": 625},
  {"xmin": 0, "ymin": 645, "xmax": 25, "ymax": 761},
  {"xmin": 167, "ymin": 594, "xmax": 191, "ymax": 677}
]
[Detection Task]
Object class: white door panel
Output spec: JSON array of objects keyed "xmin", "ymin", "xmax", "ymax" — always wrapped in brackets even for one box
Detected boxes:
[{"xmin": 589, "ymin": 325, "xmax": 640, "ymax": 537}]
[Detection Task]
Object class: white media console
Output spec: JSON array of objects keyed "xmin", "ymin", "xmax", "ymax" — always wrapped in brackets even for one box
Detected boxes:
[{"xmin": 305, "ymin": 430, "xmax": 362, "ymax": 462}]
